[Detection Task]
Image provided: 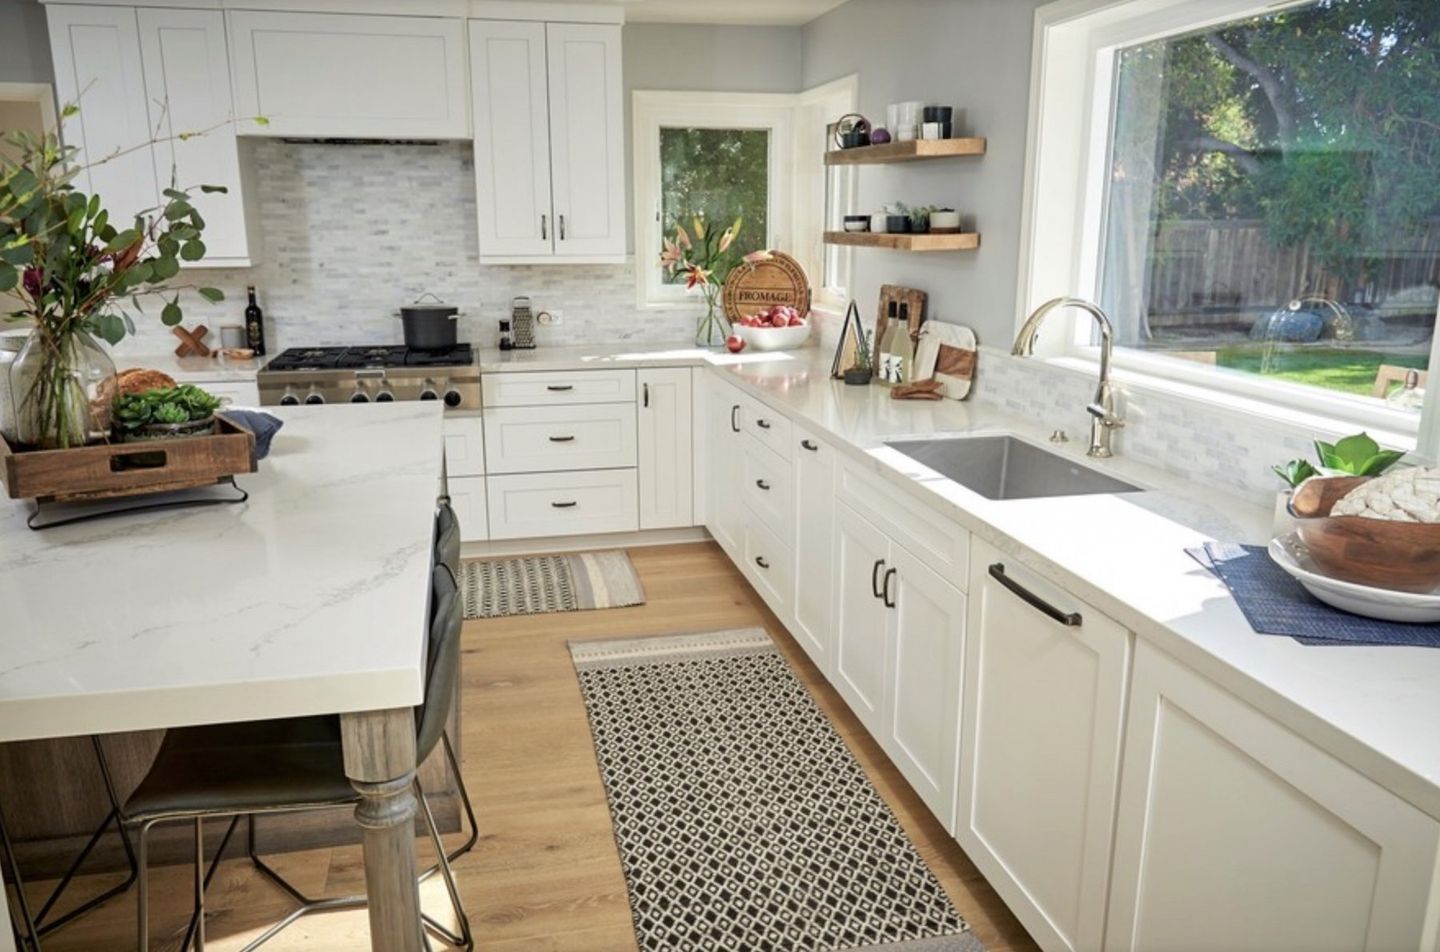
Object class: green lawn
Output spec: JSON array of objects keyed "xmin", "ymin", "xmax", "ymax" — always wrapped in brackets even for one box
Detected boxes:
[{"xmin": 1210, "ymin": 345, "xmax": 1428, "ymax": 397}]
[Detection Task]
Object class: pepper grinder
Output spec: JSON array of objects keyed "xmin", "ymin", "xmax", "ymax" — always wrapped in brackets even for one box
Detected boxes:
[{"xmin": 498, "ymin": 318, "xmax": 514, "ymax": 351}]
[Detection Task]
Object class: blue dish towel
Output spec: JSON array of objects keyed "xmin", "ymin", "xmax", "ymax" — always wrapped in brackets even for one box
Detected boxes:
[
  {"xmin": 1188, "ymin": 543, "xmax": 1440, "ymax": 648},
  {"xmin": 217, "ymin": 409, "xmax": 284, "ymax": 460}
]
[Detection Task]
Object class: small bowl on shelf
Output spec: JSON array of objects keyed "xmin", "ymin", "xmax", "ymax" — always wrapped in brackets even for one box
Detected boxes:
[
  {"xmin": 842, "ymin": 215, "xmax": 870, "ymax": 233},
  {"xmin": 732, "ymin": 322, "xmax": 811, "ymax": 352},
  {"xmin": 1289, "ymin": 475, "xmax": 1440, "ymax": 594}
]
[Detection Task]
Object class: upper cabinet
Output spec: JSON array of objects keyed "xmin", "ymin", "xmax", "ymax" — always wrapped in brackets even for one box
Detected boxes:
[
  {"xmin": 470, "ymin": 20, "xmax": 625, "ymax": 264},
  {"xmin": 48, "ymin": 4, "xmax": 258, "ymax": 267},
  {"xmin": 227, "ymin": 11, "xmax": 470, "ymax": 141}
]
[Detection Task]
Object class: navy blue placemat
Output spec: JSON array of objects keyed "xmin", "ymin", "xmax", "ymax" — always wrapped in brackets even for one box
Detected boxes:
[{"xmin": 1188, "ymin": 543, "xmax": 1440, "ymax": 648}]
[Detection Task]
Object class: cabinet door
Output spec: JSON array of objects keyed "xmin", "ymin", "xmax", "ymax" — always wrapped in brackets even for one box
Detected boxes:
[
  {"xmin": 47, "ymin": 5, "xmax": 157, "ymax": 229},
  {"xmin": 883, "ymin": 543, "xmax": 966, "ymax": 830},
  {"xmin": 638, "ymin": 368, "xmax": 693, "ymax": 530},
  {"xmin": 1107, "ymin": 640, "xmax": 1440, "ymax": 952},
  {"xmin": 442, "ymin": 414, "xmax": 485, "ymax": 478},
  {"xmin": 791, "ymin": 428, "xmax": 836, "ymax": 674},
  {"xmin": 959, "ymin": 541, "xmax": 1129, "ymax": 952},
  {"xmin": 831, "ymin": 501, "xmax": 891, "ymax": 738},
  {"xmin": 470, "ymin": 20, "xmax": 555, "ymax": 260},
  {"xmin": 545, "ymin": 23, "xmax": 625, "ymax": 259},
  {"xmin": 137, "ymin": 8, "xmax": 254, "ymax": 267},
  {"xmin": 446, "ymin": 475, "xmax": 488, "ymax": 543},
  {"xmin": 228, "ymin": 11, "xmax": 468, "ymax": 140},
  {"xmin": 705, "ymin": 379, "xmax": 744, "ymax": 559}
]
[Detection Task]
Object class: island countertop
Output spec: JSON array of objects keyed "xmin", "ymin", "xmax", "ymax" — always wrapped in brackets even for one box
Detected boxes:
[{"xmin": 0, "ymin": 402, "xmax": 445, "ymax": 743}]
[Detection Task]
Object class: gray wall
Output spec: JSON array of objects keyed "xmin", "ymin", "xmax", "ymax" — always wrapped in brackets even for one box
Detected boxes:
[
  {"xmin": 623, "ymin": 22, "xmax": 802, "ymax": 251},
  {"xmin": 0, "ymin": 0, "xmax": 53, "ymax": 85},
  {"xmin": 801, "ymin": 0, "xmax": 1044, "ymax": 345}
]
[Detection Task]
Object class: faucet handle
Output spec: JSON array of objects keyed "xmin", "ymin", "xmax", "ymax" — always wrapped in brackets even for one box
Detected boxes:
[{"xmin": 1086, "ymin": 403, "xmax": 1125, "ymax": 427}]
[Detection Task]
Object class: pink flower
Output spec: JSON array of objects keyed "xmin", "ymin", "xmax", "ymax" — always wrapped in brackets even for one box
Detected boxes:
[
  {"xmin": 659, "ymin": 236, "xmax": 685, "ymax": 274},
  {"xmin": 743, "ymin": 249, "xmax": 774, "ymax": 264},
  {"xmin": 719, "ymin": 216, "xmax": 743, "ymax": 253},
  {"xmin": 675, "ymin": 225, "xmax": 692, "ymax": 251},
  {"xmin": 684, "ymin": 264, "xmax": 712, "ymax": 290}
]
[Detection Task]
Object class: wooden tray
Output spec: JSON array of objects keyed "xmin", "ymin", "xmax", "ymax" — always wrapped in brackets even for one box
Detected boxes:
[
  {"xmin": 722, "ymin": 251, "xmax": 811, "ymax": 323},
  {"xmin": 1, "ymin": 416, "xmax": 257, "ymax": 503}
]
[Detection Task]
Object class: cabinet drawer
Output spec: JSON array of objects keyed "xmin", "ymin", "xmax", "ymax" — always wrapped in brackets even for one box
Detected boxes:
[
  {"xmin": 741, "ymin": 435, "xmax": 793, "ymax": 539},
  {"xmin": 486, "ymin": 469, "xmax": 638, "ymax": 540},
  {"xmin": 442, "ymin": 414, "xmax": 485, "ymax": 477},
  {"xmin": 484, "ymin": 404, "xmax": 636, "ymax": 474},
  {"xmin": 838, "ymin": 459, "xmax": 970, "ymax": 587},
  {"xmin": 202, "ymin": 380, "xmax": 260, "ymax": 409},
  {"xmin": 741, "ymin": 395, "xmax": 792, "ymax": 461},
  {"xmin": 743, "ymin": 517, "xmax": 793, "ymax": 621},
  {"xmin": 482, "ymin": 370, "xmax": 636, "ymax": 408},
  {"xmin": 446, "ymin": 475, "xmax": 488, "ymax": 543}
]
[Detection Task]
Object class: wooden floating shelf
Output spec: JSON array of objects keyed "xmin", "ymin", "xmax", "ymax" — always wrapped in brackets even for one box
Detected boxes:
[
  {"xmin": 824, "ymin": 137, "xmax": 987, "ymax": 165},
  {"xmin": 823, "ymin": 231, "xmax": 980, "ymax": 252}
]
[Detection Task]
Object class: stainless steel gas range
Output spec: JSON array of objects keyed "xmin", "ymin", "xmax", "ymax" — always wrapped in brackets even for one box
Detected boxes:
[{"xmin": 257, "ymin": 344, "xmax": 481, "ymax": 409}]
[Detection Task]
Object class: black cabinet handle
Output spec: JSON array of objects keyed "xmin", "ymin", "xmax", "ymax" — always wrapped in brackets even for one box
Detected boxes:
[
  {"xmin": 643, "ymin": 383, "xmax": 650, "ymax": 408},
  {"xmin": 559, "ymin": 214, "xmax": 566, "ymax": 240},
  {"xmin": 988, "ymin": 563, "xmax": 1082, "ymax": 627},
  {"xmin": 755, "ymin": 556, "xmax": 770, "ymax": 570},
  {"xmin": 540, "ymin": 214, "xmax": 548, "ymax": 240},
  {"xmin": 551, "ymin": 501, "xmax": 578, "ymax": 509},
  {"xmin": 871, "ymin": 559, "xmax": 886, "ymax": 598},
  {"xmin": 549, "ymin": 435, "xmax": 575, "ymax": 443},
  {"xmin": 801, "ymin": 439, "xmax": 819, "ymax": 452},
  {"xmin": 883, "ymin": 567, "xmax": 897, "ymax": 608},
  {"xmin": 730, "ymin": 405, "xmax": 740, "ymax": 433},
  {"xmin": 756, "ymin": 419, "xmax": 772, "ymax": 430},
  {"xmin": 546, "ymin": 385, "xmax": 573, "ymax": 392},
  {"xmin": 755, "ymin": 479, "xmax": 770, "ymax": 491}
]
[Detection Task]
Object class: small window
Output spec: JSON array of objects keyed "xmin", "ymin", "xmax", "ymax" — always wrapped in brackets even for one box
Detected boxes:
[
  {"xmin": 659, "ymin": 126, "xmax": 771, "ymax": 286},
  {"xmin": 821, "ymin": 121, "xmax": 856, "ymax": 302},
  {"xmin": 1096, "ymin": 0, "xmax": 1439, "ymax": 410}
]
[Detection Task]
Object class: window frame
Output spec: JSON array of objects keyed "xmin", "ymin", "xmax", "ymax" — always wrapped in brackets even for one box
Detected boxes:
[{"xmin": 1020, "ymin": 0, "xmax": 1440, "ymax": 456}]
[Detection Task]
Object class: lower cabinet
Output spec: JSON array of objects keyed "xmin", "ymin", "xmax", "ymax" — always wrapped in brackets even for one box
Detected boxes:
[
  {"xmin": 791, "ymin": 426, "xmax": 836, "ymax": 674},
  {"xmin": 637, "ymin": 368, "xmax": 693, "ymax": 530},
  {"xmin": 704, "ymin": 376, "xmax": 746, "ymax": 560},
  {"xmin": 957, "ymin": 538, "xmax": 1130, "ymax": 952},
  {"xmin": 446, "ymin": 475, "xmax": 489, "ymax": 543},
  {"xmin": 486, "ymin": 469, "xmax": 638, "ymax": 540},
  {"xmin": 833, "ymin": 499, "xmax": 965, "ymax": 828},
  {"xmin": 1106, "ymin": 639, "xmax": 1440, "ymax": 952}
]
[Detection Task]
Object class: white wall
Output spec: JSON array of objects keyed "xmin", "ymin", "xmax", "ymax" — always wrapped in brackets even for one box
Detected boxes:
[
  {"xmin": 0, "ymin": 0, "xmax": 52, "ymax": 85},
  {"xmin": 801, "ymin": 0, "xmax": 1045, "ymax": 347}
]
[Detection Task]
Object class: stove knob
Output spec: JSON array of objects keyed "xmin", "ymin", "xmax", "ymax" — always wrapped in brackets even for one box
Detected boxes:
[
  {"xmin": 304, "ymin": 388, "xmax": 326, "ymax": 406},
  {"xmin": 443, "ymin": 389, "xmax": 463, "ymax": 408},
  {"xmin": 374, "ymin": 390, "xmax": 396, "ymax": 403},
  {"xmin": 350, "ymin": 390, "xmax": 370, "ymax": 404},
  {"xmin": 419, "ymin": 387, "xmax": 439, "ymax": 401},
  {"xmin": 279, "ymin": 393, "xmax": 300, "ymax": 407}
]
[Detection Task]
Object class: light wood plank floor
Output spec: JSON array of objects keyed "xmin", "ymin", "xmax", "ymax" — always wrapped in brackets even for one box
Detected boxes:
[{"xmin": 16, "ymin": 542, "xmax": 1038, "ymax": 951}]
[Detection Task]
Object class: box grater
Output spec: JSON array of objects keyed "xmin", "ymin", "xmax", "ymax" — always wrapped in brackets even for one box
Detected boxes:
[{"xmin": 511, "ymin": 296, "xmax": 537, "ymax": 349}]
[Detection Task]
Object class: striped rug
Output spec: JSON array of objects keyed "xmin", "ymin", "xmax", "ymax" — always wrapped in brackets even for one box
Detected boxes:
[{"xmin": 460, "ymin": 550, "xmax": 645, "ymax": 619}]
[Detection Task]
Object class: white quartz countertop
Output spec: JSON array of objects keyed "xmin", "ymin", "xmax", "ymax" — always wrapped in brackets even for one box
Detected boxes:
[
  {"xmin": 113, "ymin": 351, "xmax": 268, "ymax": 382},
  {"xmin": 0, "ymin": 402, "xmax": 443, "ymax": 743}
]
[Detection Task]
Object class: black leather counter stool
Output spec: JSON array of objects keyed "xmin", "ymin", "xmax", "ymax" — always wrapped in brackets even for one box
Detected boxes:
[{"xmin": 121, "ymin": 531, "xmax": 473, "ymax": 950}]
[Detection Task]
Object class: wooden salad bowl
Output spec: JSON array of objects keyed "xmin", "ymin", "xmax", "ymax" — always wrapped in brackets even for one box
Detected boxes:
[{"xmin": 1290, "ymin": 475, "xmax": 1440, "ymax": 594}]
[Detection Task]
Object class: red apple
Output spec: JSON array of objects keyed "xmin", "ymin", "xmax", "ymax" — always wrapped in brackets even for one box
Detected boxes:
[
  {"xmin": 788, "ymin": 315, "xmax": 805, "ymax": 326},
  {"xmin": 726, "ymin": 334, "xmax": 746, "ymax": 353}
]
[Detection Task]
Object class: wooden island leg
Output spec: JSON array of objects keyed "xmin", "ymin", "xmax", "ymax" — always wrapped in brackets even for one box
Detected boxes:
[{"xmin": 341, "ymin": 707, "xmax": 424, "ymax": 952}]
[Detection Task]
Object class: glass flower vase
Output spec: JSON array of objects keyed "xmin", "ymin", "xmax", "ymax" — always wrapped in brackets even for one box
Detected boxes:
[
  {"xmin": 695, "ymin": 298, "xmax": 729, "ymax": 349},
  {"xmin": 10, "ymin": 327, "xmax": 117, "ymax": 449}
]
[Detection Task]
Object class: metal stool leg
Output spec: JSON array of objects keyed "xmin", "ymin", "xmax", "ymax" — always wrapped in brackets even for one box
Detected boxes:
[
  {"xmin": 0, "ymin": 805, "xmax": 42, "ymax": 951},
  {"xmin": 416, "ymin": 777, "xmax": 473, "ymax": 951},
  {"xmin": 418, "ymin": 732, "xmax": 478, "ymax": 886}
]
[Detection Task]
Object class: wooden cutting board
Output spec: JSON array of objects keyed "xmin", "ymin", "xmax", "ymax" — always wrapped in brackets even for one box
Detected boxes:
[
  {"xmin": 914, "ymin": 322, "xmax": 978, "ymax": 399},
  {"xmin": 722, "ymin": 251, "xmax": 811, "ymax": 322},
  {"xmin": 872, "ymin": 285, "xmax": 927, "ymax": 372}
]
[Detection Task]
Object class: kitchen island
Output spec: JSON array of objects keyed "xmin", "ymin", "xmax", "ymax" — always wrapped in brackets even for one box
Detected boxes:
[{"xmin": 0, "ymin": 402, "xmax": 446, "ymax": 952}]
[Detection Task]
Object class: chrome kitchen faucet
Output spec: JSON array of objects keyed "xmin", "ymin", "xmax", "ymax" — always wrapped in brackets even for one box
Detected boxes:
[{"xmin": 1011, "ymin": 296, "xmax": 1126, "ymax": 459}]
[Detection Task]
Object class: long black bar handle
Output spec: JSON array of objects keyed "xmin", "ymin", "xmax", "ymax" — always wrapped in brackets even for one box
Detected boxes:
[
  {"xmin": 551, "ymin": 501, "xmax": 578, "ymax": 509},
  {"xmin": 988, "ymin": 563, "xmax": 1082, "ymax": 627},
  {"xmin": 546, "ymin": 385, "xmax": 573, "ymax": 392},
  {"xmin": 730, "ymin": 405, "xmax": 741, "ymax": 433},
  {"xmin": 871, "ymin": 559, "xmax": 886, "ymax": 599},
  {"xmin": 541, "ymin": 214, "xmax": 548, "ymax": 240},
  {"xmin": 643, "ymin": 383, "xmax": 650, "ymax": 408},
  {"xmin": 883, "ymin": 567, "xmax": 897, "ymax": 608}
]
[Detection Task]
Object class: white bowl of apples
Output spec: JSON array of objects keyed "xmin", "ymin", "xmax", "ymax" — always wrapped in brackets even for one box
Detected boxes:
[{"xmin": 729, "ymin": 305, "xmax": 811, "ymax": 352}]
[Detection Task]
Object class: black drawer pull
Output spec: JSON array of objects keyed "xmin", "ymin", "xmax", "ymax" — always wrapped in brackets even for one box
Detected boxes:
[
  {"xmin": 551, "ymin": 501, "xmax": 578, "ymax": 509},
  {"xmin": 755, "ymin": 479, "xmax": 771, "ymax": 491},
  {"xmin": 883, "ymin": 567, "xmax": 897, "ymax": 608},
  {"xmin": 801, "ymin": 439, "xmax": 819, "ymax": 452},
  {"xmin": 643, "ymin": 382, "xmax": 650, "ymax": 408},
  {"xmin": 548, "ymin": 435, "xmax": 575, "ymax": 443},
  {"xmin": 730, "ymin": 405, "xmax": 740, "ymax": 433},
  {"xmin": 546, "ymin": 385, "xmax": 574, "ymax": 392},
  {"xmin": 756, "ymin": 419, "xmax": 772, "ymax": 430},
  {"xmin": 988, "ymin": 563, "xmax": 1082, "ymax": 627},
  {"xmin": 871, "ymin": 559, "xmax": 886, "ymax": 598},
  {"xmin": 755, "ymin": 556, "xmax": 770, "ymax": 570}
]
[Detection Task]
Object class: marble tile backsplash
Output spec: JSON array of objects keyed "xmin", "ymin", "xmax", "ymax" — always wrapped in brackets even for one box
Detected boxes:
[{"xmin": 112, "ymin": 140, "xmax": 694, "ymax": 357}]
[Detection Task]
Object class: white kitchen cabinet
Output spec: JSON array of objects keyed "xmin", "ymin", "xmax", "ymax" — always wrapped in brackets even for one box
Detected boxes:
[
  {"xmin": 791, "ymin": 427, "xmax": 836, "ymax": 674},
  {"xmin": 1107, "ymin": 639, "xmax": 1440, "ymax": 952},
  {"xmin": 831, "ymin": 501, "xmax": 891, "ymax": 739},
  {"xmin": 739, "ymin": 436, "xmax": 792, "ymax": 540},
  {"xmin": 545, "ymin": 23, "xmax": 625, "ymax": 259},
  {"xmin": 637, "ymin": 368, "xmax": 693, "ymax": 530},
  {"xmin": 704, "ymin": 377, "xmax": 745, "ymax": 560},
  {"xmin": 469, "ymin": 20, "xmax": 624, "ymax": 263},
  {"xmin": 47, "ymin": 4, "xmax": 158, "ymax": 229},
  {"xmin": 958, "ymin": 539, "xmax": 1130, "ymax": 952},
  {"xmin": 137, "ymin": 8, "xmax": 257, "ymax": 267},
  {"xmin": 483, "ymin": 369, "xmax": 635, "ymax": 408},
  {"xmin": 442, "ymin": 414, "xmax": 486, "ymax": 478},
  {"xmin": 228, "ymin": 11, "xmax": 468, "ymax": 140},
  {"xmin": 445, "ymin": 475, "xmax": 489, "ymax": 543},
  {"xmin": 487, "ymin": 469, "xmax": 638, "ymax": 540},
  {"xmin": 742, "ymin": 516, "xmax": 792, "ymax": 621},
  {"xmin": 484, "ymin": 403, "xmax": 637, "ymax": 475}
]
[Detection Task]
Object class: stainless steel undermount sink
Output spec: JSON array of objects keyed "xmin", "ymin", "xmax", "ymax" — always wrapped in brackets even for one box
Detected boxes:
[{"xmin": 885, "ymin": 435, "xmax": 1143, "ymax": 501}]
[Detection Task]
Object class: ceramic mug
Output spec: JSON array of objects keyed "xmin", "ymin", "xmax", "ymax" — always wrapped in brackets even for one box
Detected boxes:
[
  {"xmin": 895, "ymin": 124, "xmax": 919, "ymax": 142},
  {"xmin": 870, "ymin": 213, "xmax": 889, "ymax": 234}
]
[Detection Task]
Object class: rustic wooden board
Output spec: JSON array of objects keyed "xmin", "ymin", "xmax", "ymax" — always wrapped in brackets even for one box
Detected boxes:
[
  {"xmin": 824, "ymin": 231, "xmax": 980, "ymax": 252},
  {"xmin": 824, "ymin": 137, "xmax": 987, "ymax": 165},
  {"xmin": 873, "ymin": 285, "xmax": 928, "ymax": 377},
  {"xmin": 722, "ymin": 250, "xmax": 811, "ymax": 323},
  {"xmin": 1, "ymin": 416, "xmax": 257, "ymax": 502}
]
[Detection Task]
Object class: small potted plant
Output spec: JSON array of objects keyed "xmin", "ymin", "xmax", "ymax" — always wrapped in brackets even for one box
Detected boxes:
[
  {"xmin": 1273, "ymin": 432, "xmax": 1406, "ymax": 534},
  {"xmin": 907, "ymin": 205, "xmax": 937, "ymax": 234},
  {"xmin": 843, "ymin": 327, "xmax": 874, "ymax": 385},
  {"xmin": 112, "ymin": 384, "xmax": 224, "ymax": 442}
]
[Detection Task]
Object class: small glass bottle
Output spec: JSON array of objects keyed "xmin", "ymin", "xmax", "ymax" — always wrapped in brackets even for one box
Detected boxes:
[
  {"xmin": 498, "ymin": 318, "xmax": 514, "ymax": 352},
  {"xmin": 880, "ymin": 303, "xmax": 915, "ymax": 385}
]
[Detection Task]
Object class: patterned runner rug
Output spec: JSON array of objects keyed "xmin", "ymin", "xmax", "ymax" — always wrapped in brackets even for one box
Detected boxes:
[
  {"xmin": 570, "ymin": 628, "xmax": 983, "ymax": 952},
  {"xmin": 461, "ymin": 550, "xmax": 645, "ymax": 619}
]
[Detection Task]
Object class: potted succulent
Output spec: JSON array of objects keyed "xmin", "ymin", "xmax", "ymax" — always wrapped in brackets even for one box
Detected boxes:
[
  {"xmin": 112, "ymin": 384, "xmax": 223, "ymax": 442},
  {"xmin": 1273, "ymin": 432, "xmax": 1406, "ymax": 534},
  {"xmin": 907, "ymin": 205, "xmax": 937, "ymax": 234}
]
